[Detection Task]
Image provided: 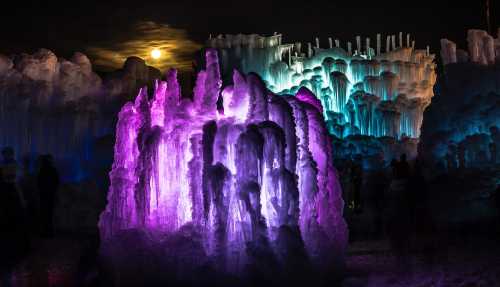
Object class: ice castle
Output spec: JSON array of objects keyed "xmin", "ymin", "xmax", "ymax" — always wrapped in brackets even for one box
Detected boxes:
[{"xmin": 206, "ymin": 33, "xmax": 436, "ymax": 139}]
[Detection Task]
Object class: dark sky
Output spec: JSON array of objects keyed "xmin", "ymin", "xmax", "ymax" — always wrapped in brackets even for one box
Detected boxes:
[{"xmin": 0, "ymin": 0, "xmax": 497, "ymax": 71}]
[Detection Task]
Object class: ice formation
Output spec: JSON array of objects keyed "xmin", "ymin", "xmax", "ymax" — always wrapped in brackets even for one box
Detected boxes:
[
  {"xmin": 440, "ymin": 28, "xmax": 500, "ymax": 66},
  {"xmin": 99, "ymin": 49, "xmax": 347, "ymax": 276},
  {"xmin": 0, "ymin": 49, "xmax": 160, "ymax": 181},
  {"xmin": 207, "ymin": 33, "xmax": 436, "ymax": 139},
  {"xmin": 420, "ymin": 29, "xmax": 500, "ymax": 169}
]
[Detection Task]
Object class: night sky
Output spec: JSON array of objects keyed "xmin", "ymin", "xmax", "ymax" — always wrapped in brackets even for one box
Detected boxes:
[{"xmin": 1, "ymin": 0, "xmax": 498, "ymax": 72}]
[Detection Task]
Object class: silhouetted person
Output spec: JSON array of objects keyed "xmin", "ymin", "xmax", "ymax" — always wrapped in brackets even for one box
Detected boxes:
[
  {"xmin": 489, "ymin": 142, "xmax": 497, "ymax": 164},
  {"xmin": 395, "ymin": 154, "xmax": 410, "ymax": 179},
  {"xmin": 372, "ymin": 168, "xmax": 388, "ymax": 238},
  {"xmin": 387, "ymin": 154, "xmax": 412, "ymax": 269},
  {"xmin": 390, "ymin": 158, "xmax": 398, "ymax": 178},
  {"xmin": 496, "ymin": 185, "xmax": 500, "ymax": 211},
  {"xmin": 342, "ymin": 158, "xmax": 353, "ymax": 207},
  {"xmin": 495, "ymin": 185, "xmax": 500, "ymax": 235},
  {"xmin": 37, "ymin": 155, "xmax": 60, "ymax": 237},
  {"xmin": 350, "ymin": 155, "xmax": 363, "ymax": 212},
  {"xmin": 409, "ymin": 160, "xmax": 437, "ymax": 261},
  {"xmin": 1, "ymin": 147, "xmax": 24, "ymax": 206},
  {"xmin": 1, "ymin": 147, "xmax": 18, "ymax": 184},
  {"xmin": 0, "ymin": 168, "xmax": 28, "ymax": 287},
  {"xmin": 458, "ymin": 142, "xmax": 466, "ymax": 169},
  {"xmin": 446, "ymin": 143, "xmax": 458, "ymax": 171},
  {"xmin": 19, "ymin": 155, "xmax": 38, "ymax": 232},
  {"xmin": 410, "ymin": 160, "xmax": 429, "ymax": 225}
]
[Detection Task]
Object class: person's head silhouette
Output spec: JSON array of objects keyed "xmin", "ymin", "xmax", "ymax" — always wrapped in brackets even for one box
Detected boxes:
[
  {"xmin": 40, "ymin": 154, "xmax": 54, "ymax": 168},
  {"xmin": 1, "ymin": 147, "xmax": 14, "ymax": 163},
  {"xmin": 400, "ymin": 153, "xmax": 407, "ymax": 162}
]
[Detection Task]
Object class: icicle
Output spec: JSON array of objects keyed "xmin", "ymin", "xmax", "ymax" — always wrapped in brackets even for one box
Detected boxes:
[
  {"xmin": 356, "ymin": 36, "xmax": 361, "ymax": 54},
  {"xmin": 328, "ymin": 37, "xmax": 333, "ymax": 49},
  {"xmin": 366, "ymin": 38, "xmax": 371, "ymax": 56},
  {"xmin": 377, "ymin": 34, "xmax": 381, "ymax": 55},
  {"xmin": 295, "ymin": 42, "xmax": 302, "ymax": 54},
  {"xmin": 288, "ymin": 48, "xmax": 291, "ymax": 67}
]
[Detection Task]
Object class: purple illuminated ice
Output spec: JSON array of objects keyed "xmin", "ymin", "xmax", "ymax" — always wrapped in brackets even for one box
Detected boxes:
[{"xmin": 99, "ymin": 50, "xmax": 348, "ymax": 275}]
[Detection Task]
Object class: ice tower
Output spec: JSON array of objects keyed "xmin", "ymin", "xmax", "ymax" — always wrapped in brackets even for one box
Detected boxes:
[{"xmin": 99, "ymin": 50, "xmax": 348, "ymax": 279}]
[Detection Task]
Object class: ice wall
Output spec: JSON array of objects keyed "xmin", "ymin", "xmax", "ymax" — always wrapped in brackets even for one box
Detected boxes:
[
  {"xmin": 420, "ymin": 29, "xmax": 500, "ymax": 170},
  {"xmin": 99, "ymin": 49, "xmax": 347, "ymax": 276},
  {"xmin": 440, "ymin": 28, "xmax": 500, "ymax": 66},
  {"xmin": 207, "ymin": 33, "xmax": 436, "ymax": 139},
  {"xmin": 0, "ymin": 49, "xmax": 160, "ymax": 181}
]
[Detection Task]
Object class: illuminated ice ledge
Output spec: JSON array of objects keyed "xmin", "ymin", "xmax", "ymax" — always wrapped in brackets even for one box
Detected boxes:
[
  {"xmin": 206, "ymin": 33, "xmax": 436, "ymax": 139},
  {"xmin": 99, "ymin": 50, "xmax": 348, "ymax": 278}
]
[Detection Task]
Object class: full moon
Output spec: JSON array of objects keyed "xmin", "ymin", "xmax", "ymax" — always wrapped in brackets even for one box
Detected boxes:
[{"xmin": 151, "ymin": 48, "xmax": 161, "ymax": 59}]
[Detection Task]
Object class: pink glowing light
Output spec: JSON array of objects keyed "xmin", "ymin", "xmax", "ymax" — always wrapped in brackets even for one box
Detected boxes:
[{"xmin": 99, "ymin": 49, "xmax": 348, "ymax": 273}]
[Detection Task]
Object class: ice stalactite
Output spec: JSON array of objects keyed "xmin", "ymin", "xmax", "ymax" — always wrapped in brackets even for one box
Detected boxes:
[
  {"xmin": 329, "ymin": 71, "xmax": 350, "ymax": 116},
  {"xmin": 207, "ymin": 33, "xmax": 436, "ymax": 139},
  {"xmin": 375, "ymin": 101, "xmax": 401, "ymax": 138},
  {"xmin": 348, "ymin": 91, "xmax": 380, "ymax": 136},
  {"xmin": 99, "ymin": 49, "xmax": 348, "ymax": 276}
]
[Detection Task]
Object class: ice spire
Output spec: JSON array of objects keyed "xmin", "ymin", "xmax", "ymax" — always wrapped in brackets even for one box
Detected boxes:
[{"xmin": 377, "ymin": 34, "xmax": 381, "ymax": 55}]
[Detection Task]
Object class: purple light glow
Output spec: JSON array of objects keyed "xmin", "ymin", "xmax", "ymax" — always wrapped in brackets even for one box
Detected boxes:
[{"xmin": 99, "ymin": 49, "xmax": 348, "ymax": 273}]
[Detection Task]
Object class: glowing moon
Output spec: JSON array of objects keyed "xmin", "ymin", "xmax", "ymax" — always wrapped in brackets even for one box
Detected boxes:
[{"xmin": 151, "ymin": 48, "xmax": 161, "ymax": 59}]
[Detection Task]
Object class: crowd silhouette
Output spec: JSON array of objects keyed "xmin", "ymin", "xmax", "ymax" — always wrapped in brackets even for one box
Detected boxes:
[
  {"xmin": 0, "ymin": 147, "xmax": 60, "ymax": 286},
  {"xmin": 343, "ymin": 152, "xmax": 440, "ymax": 270},
  {"xmin": 37, "ymin": 155, "xmax": 60, "ymax": 237},
  {"xmin": 496, "ymin": 185, "xmax": 500, "ymax": 235},
  {"xmin": 0, "ymin": 141, "xmax": 499, "ymax": 285}
]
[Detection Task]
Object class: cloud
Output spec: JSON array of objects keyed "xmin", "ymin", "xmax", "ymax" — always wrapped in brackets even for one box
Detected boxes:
[{"xmin": 86, "ymin": 21, "xmax": 201, "ymax": 72}]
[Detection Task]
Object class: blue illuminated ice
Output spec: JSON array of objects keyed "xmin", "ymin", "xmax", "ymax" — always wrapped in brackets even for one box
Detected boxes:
[{"xmin": 207, "ymin": 33, "xmax": 436, "ymax": 139}]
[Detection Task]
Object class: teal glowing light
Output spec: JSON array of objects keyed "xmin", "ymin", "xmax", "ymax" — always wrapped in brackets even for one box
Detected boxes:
[{"xmin": 209, "ymin": 33, "xmax": 436, "ymax": 139}]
